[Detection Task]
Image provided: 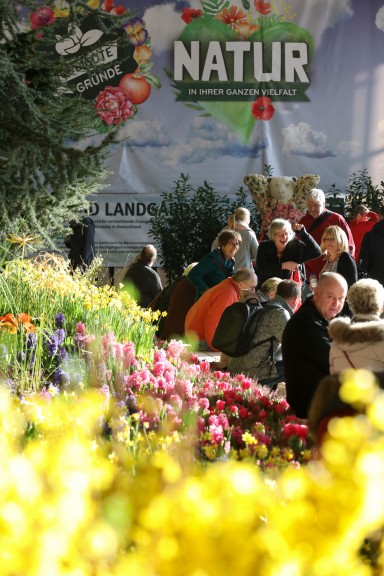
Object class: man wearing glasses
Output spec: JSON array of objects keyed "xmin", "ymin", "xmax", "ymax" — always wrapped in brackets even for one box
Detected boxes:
[{"xmin": 185, "ymin": 267, "xmax": 257, "ymax": 365}]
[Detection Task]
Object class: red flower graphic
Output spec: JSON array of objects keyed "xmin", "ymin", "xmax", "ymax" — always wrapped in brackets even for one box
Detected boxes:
[
  {"xmin": 30, "ymin": 7, "xmax": 55, "ymax": 30},
  {"xmin": 181, "ymin": 8, "xmax": 202, "ymax": 24},
  {"xmin": 95, "ymin": 86, "xmax": 136, "ymax": 125},
  {"xmin": 216, "ymin": 6, "xmax": 248, "ymax": 29},
  {"xmin": 101, "ymin": 0, "xmax": 125, "ymax": 14},
  {"xmin": 252, "ymin": 96, "xmax": 275, "ymax": 120},
  {"xmin": 254, "ymin": 0, "xmax": 271, "ymax": 15}
]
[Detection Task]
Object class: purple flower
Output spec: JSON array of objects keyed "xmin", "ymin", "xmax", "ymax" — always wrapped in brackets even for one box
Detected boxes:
[
  {"xmin": 55, "ymin": 328, "xmax": 66, "ymax": 346},
  {"xmin": 46, "ymin": 333, "xmax": 59, "ymax": 356},
  {"xmin": 55, "ymin": 313, "xmax": 65, "ymax": 328},
  {"xmin": 53, "ymin": 368, "xmax": 70, "ymax": 386},
  {"xmin": 27, "ymin": 332, "xmax": 38, "ymax": 350}
]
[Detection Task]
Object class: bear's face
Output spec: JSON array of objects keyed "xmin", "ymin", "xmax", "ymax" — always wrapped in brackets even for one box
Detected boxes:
[{"xmin": 268, "ymin": 176, "xmax": 297, "ymax": 203}]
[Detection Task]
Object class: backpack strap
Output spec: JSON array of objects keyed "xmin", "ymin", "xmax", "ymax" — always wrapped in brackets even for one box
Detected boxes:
[
  {"xmin": 342, "ymin": 350, "xmax": 356, "ymax": 369},
  {"xmin": 307, "ymin": 210, "xmax": 332, "ymax": 233}
]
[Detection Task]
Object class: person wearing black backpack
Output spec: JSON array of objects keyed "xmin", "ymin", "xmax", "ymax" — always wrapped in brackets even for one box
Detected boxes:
[{"xmin": 228, "ymin": 280, "xmax": 301, "ymax": 388}]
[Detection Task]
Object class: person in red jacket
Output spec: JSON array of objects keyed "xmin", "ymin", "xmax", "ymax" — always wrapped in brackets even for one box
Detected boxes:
[
  {"xmin": 299, "ymin": 188, "xmax": 355, "ymax": 278},
  {"xmin": 185, "ymin": 267, "xmax": 257, "ymax": 365},
  {"xmin": 348, "ymin": 204, "xmax": 379, "ymax": 262}
]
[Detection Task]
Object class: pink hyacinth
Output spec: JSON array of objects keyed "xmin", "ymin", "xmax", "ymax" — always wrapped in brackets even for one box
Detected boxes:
[{"xmin": 198, "ymin": 397, "xmax": 210, "ymax": 411}]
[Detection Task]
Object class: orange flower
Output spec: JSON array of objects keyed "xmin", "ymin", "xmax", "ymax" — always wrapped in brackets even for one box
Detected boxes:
[
  {"xmin": 134, "ymin": 45, "xmax": 152, "ymax": 64},
  {"xmin": 216, "ymin": 6, "xmax": 248, "ymax": 29},
  {"xmin": 17, "ymin": 313, "xmax": 36, "ymax": 333},
  {"xmin": 0, "ymin": 312, "xmax": 36, "ymax": 333},
  {"xmin": 0, "ymin": 313, "xmax": 18, "ymax": 334},
  {"xmin": 0, "ymin": 313, "xmax": 18, "ymax": 327},
  {"xmin": 254, "ymin": 0, "xmax": 271, "ymax": 15},
  {"xmin": 237, "ymin": 21, "xmax": 260, "ymax": 38}
]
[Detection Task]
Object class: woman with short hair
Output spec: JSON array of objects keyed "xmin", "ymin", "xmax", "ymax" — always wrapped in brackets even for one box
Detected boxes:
[
  {"xmin": 255, "ymin": 218, "xmax": 321, "ymax": 287},
  {"xmin": 188, "ymin": 229, "xmax": 242, "ymax": 300}
]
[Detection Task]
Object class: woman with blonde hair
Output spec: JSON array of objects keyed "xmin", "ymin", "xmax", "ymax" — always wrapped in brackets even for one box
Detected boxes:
[
  {"xmin": 255, "ymin": 217, "xmax": 321, "ymax": 287},
  {"xmin": 310, "ymin": 225, "xmax": 357, "ymax": 288},
  {"xmin": 256, "ymin": 277, "xmax": 282, "ymax": 303},
  {"xmin": 212, "ymin": 207, "xmax": 258, "ymax": 271},
  {"xmin": 329, "ymin": 278, "xmax": 384, "ymax": 373}
]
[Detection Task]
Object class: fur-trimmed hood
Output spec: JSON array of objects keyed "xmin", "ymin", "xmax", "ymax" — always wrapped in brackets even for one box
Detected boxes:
[{"xmin": 328, "ymin": 314, "xmax": 384, "ymax": 345}]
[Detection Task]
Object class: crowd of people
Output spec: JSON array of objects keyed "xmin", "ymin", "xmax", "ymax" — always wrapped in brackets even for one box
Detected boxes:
[{"xmin": 122, "ymin": 188, "xmax": 384, "ymax": 444}]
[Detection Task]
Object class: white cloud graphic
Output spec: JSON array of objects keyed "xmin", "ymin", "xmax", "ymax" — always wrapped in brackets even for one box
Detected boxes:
[
  {"xmin": 117, "ymin": 120, "xmax": 171, "ymax": 146},
  {"xmin": 143, "ymin": 3, "xmax": 185, "ymax": 53},
  {"xmin": 294, "ymin": 0, "xmax": 353, "ymax": 46},
  {"xmin": 282, "ymin": 121, "xmax": 334, "ymax": 158},
  {"xmin": 376, "ymin": 5, "xmax": 384, "ymax": 31},
  {"xmin": 123, "ymin": 117, "xmax": 266, "ymax": 166}
]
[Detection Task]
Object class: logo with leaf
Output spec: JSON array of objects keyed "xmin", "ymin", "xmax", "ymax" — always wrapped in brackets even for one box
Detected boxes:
[{"xmin": 170, "ymin": 0, "xmax": 314, "ymax": 143}]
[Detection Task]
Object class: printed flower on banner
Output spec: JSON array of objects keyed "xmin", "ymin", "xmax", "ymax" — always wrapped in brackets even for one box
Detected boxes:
[
  {"xmin": 101, "ymin": 0, "xmax": 126, "ymax": 15},
  {"xmin": 254, "ymin": 0, "xmax": 272, "ymax": 16},
  {"xmin": 95, "ymin": 86, "xmax": 136, "ymax": 125},
  {"xmin": 123, "ymin": 18, "xmax": 148, "ymax": 47},
  {"xmin": 252, "ymin": 96, "xmax": 275, "ymax": 121},
  {"xmin": 52, "ymin": 0, "xmax": 100, "ymax": 17},
  {"xmin": 237, "ymin": 21, "xmax": 260, "ymax": 38},
  {"xmin": 134, "ymin": 45, "xmax": 152, "ymax": 64},
  {"xmin": 216, "ymin": 6, "xmax": 248, "ymax": 30},
  {"xmin": 181, "ymin": 8, "xmax": 203, "ymax": 24},
  {"xmin": 30, "ymin": 7, "xmax": 55, "ymax": 29}
]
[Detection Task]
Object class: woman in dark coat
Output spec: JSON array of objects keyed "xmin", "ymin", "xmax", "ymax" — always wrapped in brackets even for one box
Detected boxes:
[
  {"xmin": 188, "ymin": 229, "xmax": 242, "ymax": 300},
  {"xmin": 255, "ymin": 218, "xmax": 321, "ymax": 287}
]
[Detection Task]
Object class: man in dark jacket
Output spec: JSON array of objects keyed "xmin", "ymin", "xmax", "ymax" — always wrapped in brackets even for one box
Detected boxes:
[
  {"xmin": 282, "ymin": 272, "xmax": 348, "ymax": 419},
  {"xmin": 359, "ymin": 207, "xmax": 384, "ymax": 285},
  {"xmin": 65, "ymin": 215, "xmax": 95, "ymax": 272},
  {"xmin": 124, "ymin": 245, "xmax": 163, "ymax": 308}
]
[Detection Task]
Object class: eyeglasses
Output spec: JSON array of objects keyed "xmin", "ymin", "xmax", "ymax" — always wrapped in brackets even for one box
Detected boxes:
[
  {"xmin": 323, "ymin": 237, "xmax": 336, "ymax": 242},
  {"xmin": 228, "ymin": 241, "xmax": 241, "ymax": 246}
]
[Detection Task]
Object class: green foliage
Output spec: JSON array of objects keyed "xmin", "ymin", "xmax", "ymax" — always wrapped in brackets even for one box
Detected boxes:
[
  {"xmin": 343, "ymin": 169, "xmax": 384, "ymax": 218},
  {"xmin": 149, "ymin": 173, "xmax": 260, "ymax": 282},
  {"xmin": 201, "ymin": 0, "xmax": 230, "ymax": 16},
  {"xmin": 0, "ymin": 0, "xmax": 134, "ymax": 244},
  {"xmin": 325, "ymin": 183, "xmax": 345, "ymax": 216}
]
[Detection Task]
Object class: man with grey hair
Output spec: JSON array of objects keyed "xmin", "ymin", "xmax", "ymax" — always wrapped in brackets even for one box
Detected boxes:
[
  {"xmin": 282, "ymin": 271, "xmax": 348, "ymax": 418},
  {"xmin": 299, "ymin": 188, "xmax": 355, "ymax": 278}
]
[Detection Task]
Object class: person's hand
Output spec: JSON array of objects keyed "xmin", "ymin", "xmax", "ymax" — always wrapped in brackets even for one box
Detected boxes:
[
  {"xmin": 293, "ymin": 223, "xmax": 304, "ymax": 231},
  {"xmin": 282, "ymin": 261, "xmax": 299, "ymax": 272}
]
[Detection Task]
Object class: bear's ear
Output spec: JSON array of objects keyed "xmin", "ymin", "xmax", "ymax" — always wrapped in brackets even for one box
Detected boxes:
[{"xmin": 292, "ymin": 176, "xmax": 297, "ymax": 183}]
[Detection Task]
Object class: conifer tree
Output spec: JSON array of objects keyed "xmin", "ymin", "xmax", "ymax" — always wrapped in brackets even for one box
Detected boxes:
[{"xmin": 0, "ymin": 0, "xmax": 134, "ymax": 244}]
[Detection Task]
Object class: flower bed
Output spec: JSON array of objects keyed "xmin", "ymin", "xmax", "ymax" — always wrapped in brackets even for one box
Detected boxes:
[{"xmin": 0, "ymin": 251, "xmax": 384, "ymax": 574}]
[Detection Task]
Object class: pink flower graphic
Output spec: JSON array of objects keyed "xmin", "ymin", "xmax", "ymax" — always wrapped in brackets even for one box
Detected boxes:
[
  {"xmin": 30, "ymin": 7, "xmax": 55, "ymax": 30},
  {"xmin": 95, "ymin": 86, "xmax": 136, "ymax": 125}
]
